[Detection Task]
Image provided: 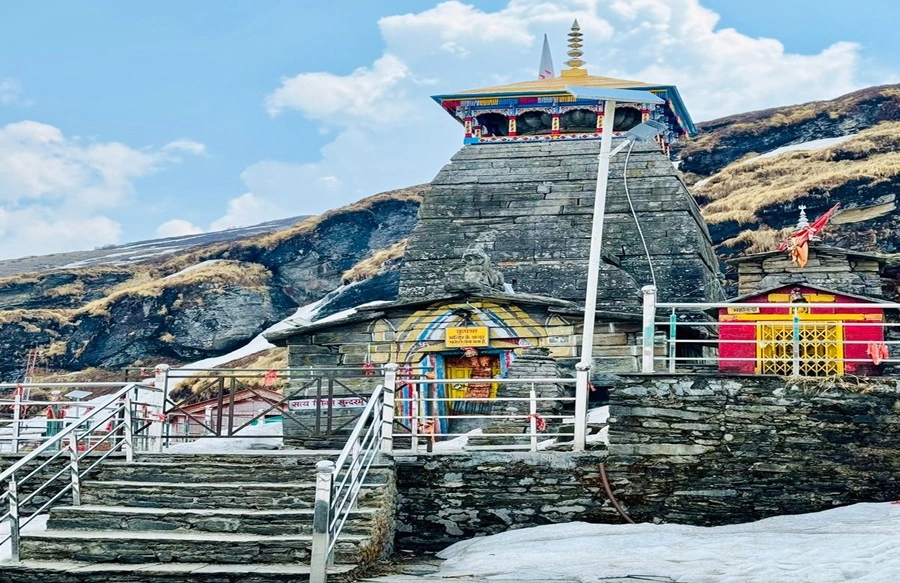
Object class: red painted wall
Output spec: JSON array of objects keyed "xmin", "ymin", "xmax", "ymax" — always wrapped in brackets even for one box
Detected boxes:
[{"xmin": 718, "ymin": 286, "xmax": 884, "ymax": 375}]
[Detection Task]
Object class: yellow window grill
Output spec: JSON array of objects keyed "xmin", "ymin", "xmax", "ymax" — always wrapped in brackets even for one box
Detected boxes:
[{"xmin": 756, "ymin": 322, "xmax": 844, "ymax": 376}]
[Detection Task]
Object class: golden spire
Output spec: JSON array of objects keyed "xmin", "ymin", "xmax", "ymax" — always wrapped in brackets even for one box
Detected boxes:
[{"xmin": 561, "ymin": 19, "xmax": 587, "ymax": 77}]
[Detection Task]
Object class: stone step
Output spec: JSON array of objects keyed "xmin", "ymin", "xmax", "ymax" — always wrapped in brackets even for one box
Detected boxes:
[
  {"xmin": 47, "ymin": 505, "xmax": 377, "ymax": 535},
  {"xmin": 96, "ymin": 459, "xmax": 392, "ymax": 484},
  {"xmin": 0, "ymin": 560, "xmax": 355, "ymax": 583},
  {"xmin": 79, "ymin": 480, "xmax": 387, "ymax": 510},
  {"xmin": 20, "ymin": 529, "xmax": 368, "ymax": 565},
  {"xmin": 136, "ymin": 451, "xmax": 343, "ymax": 466},
  {"xmin": 95, "ymin": 462, "xmax": 317, "ymax": 484}
]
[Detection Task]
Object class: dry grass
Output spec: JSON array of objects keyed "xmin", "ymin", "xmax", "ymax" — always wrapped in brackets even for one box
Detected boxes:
[
  {"xmin": 253, "ymin": 185, "xmax": 427, "ymax": 250},
  {"xmin": 78, "ymin": 261, "xmax": 273, "ymax": 317},
  {"xmin": 720, "ymin": 226, "xmax": 794, "ymax": 254},
  {"xmin": 43, "ymin": 281, "xmax": 86, "ymax": 300},
  {"xmin": 170, "ymin": 347, "xmax": 288, "ymax": 403},
  {"xmin": 698, "ymin": 122, "xmax": 900, "ymax": 225},
  {"xmin": 342, "ymin": 239, "xmax": 408, "ymax": 284},
  {"xmin": 0, "ymin": 308, "xmax": 71, "ymax": 327}
]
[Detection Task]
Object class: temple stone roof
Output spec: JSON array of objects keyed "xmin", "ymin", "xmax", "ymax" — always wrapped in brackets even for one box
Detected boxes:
[
  {"xmin": 398, "ymin": 139, "xmax": 721, "ymax": 309},
  {"xmin": 447, "ymin": 73, "xmax": 656, "ymax": 96}
]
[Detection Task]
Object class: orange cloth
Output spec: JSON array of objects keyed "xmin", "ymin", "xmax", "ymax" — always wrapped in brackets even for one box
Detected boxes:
[
  {"xmin": 790, "ymin": 239, "xmax": 809, "ymax": 268},
  {"xmin": 867, "ymin": 343, "xmax": 889, "ymax": 365}
]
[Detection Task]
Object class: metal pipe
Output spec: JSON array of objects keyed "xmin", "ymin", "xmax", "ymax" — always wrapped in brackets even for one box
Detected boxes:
[{"xmin": 599, "ymin": 463, "xmax": 635, "ymax": 524}]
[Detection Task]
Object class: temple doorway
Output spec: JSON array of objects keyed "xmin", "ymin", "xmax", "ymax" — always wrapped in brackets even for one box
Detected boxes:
[{"xmin": 444, "ymin": 350, "xmax": 500, "ymax": 414}]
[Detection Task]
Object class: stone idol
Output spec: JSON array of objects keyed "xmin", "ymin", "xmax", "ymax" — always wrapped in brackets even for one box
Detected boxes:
[{"xmin": 444, "ymin": 247, "xmax": 507, "ymax": 294}]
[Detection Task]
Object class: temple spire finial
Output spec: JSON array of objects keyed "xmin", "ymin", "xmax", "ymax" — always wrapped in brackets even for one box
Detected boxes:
[
  {"xmin": 561, "ymin": 19, "xmax": 588, "ymax": 77},
  {"xmin": 796, "ymin": 205, "xmax": 810, "ymax": 230}
]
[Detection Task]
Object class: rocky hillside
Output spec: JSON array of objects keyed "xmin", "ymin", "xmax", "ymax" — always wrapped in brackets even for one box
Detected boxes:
[
  {"xmin": 4, "ymin": 84, "xmax": 900, "ymax": 382},
  {"xmin": 673, "ymin": 85, "xmax": 900, "ymax": 258},
  {"xmin": 0, "ymin": 186, "xmax": 426, "ymax": 381}
]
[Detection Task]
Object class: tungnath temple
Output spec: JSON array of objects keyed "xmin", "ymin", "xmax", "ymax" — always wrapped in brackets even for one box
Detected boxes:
[{"xmin": 265, "ymin": 21, "xmax": 720, "ymax": 383}]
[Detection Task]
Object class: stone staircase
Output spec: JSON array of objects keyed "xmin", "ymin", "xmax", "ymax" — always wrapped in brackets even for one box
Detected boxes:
[{"xmin": 1, "ymin": 451, "xmax": 395, "ymax": 583}]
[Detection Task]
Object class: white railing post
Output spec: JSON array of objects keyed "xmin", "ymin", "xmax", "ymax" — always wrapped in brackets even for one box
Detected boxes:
[
  {"xmin": 8, "ymin": 474, "xmax": 20, "ymax": 562},
  {"xmin": 11, "ymin": 386, "xmax": 22, "ymax": 454},
  {"xmin": 310, "ymin": 459, "xmax": 335, "ymax": 583},
  {"xmin": 150, "ymin": 364, "xmax": 169, "ymax": 452},
  {"xmin": 574, "ymin": 363, "xmax": 589, "ymax": 451},
  {"xmin": 641, "ymin": 285, "xmax": 658, "ymax": 373},
  {"xmin": 381, "ymin": 364, "xmax": 397, "ymax": 454},
  {"xmin": 122, "ymin": 393, "xmax": 135, "ymax": 462},
  {"xmin": 67, "ymin": 434, "xmax": 81, "ymax": 506},
  {"xmin": 792, "ymin": 310, "xmax": 801, "ymax": 377},
  {"xmin": 529, "ymin": 386, "xmax": 538, "ymax": 452},
  {"xmin": 410, "ymin": 386, "xmax": 419, "ymax": 453}
]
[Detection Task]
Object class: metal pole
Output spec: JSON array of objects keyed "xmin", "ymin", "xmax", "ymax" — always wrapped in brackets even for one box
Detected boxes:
[
  {"xmin": 792, "ymin": 310, "xmax": 801, "ymax": 376},
  {"xmin": 381, "ymin": 364, "xmax": 397, "ymax": 454},
  {"xmin": 123, "ymin": 393, "xmax": 134, "ymax": 463},
  {"xmin": 151, "ymin": 365, "xmax": 169, "ymax": 452},
  {"xmin": 529, "ymin": 387, "xmax": 537, "ymax": 452},
  {"xmin": 67, "ymin": 434, "xmax": 81, "ymax": 506},
  {"xmin": 573, "ymin": 363, "xmax": 589, "ymax": 451},
  {"xmin": 8, "ymin": 475, "xmax": 20, "ymax": 562},
  {"xmin": 576, "ymin": 98, "xmax": 617, "ymax": 451},
  {"xmin": 310, "ymin": 459, "xmax": 335, "ymax": 583},
  {"xmin": 410, "ymin": 386, "xmax": 419, "ymax": 453},
  {"xmin": 11, "ymin": 386, "xmax": 21, "ymax": 454},
  {"xmin": 668, "ymin": 310, "xmax": 677, "ymax": 373},
  {"xmin": 641, "ymin": 285, "xmax": 658, "ymax": 373}
]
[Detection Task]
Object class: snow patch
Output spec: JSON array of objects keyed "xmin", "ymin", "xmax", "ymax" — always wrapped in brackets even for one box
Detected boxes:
[
  {"xmin": 164, "ymin": 420, "xmax": 283, "ymax": 453},
  {"xmin": 163, "ymin": 259, "xmax": 221, "ymax": 280},
  {"xmin": 436, "ymin": 503, "xmax": 900, "ymax": 582},
  {"xmin": 741, "ymin": 135, "xmax": 855, "ymax": 166}
]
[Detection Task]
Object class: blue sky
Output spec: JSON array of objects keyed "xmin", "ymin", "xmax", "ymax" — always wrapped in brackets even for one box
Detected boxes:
[{"xmin": 0, "ymin": 1, "xmax": 896, "ymax": 259}]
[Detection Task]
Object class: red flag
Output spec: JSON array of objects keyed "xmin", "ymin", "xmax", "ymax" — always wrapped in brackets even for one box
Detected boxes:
[{"xmin": 778, "ymin": 203, "xmax": 840, "ymax": 252}]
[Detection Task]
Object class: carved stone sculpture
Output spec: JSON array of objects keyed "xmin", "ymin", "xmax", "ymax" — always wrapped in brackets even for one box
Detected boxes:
[{"xmin": 445, "ymin": 247, "xmax": 506, "ymax": 293}]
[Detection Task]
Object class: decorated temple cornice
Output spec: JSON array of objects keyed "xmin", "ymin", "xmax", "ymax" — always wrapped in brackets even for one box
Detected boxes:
[{"xmin": 431, "ymin": 21, "xmax": 696, "ymax": 146}]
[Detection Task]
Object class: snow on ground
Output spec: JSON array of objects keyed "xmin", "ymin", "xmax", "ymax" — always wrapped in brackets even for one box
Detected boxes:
[
  {"xmin": 177, "ymin": 334, "xmax": 275, "ymax": 372},
  {"xmin": 0, "ymin": 514, "xmax": 47, "ymax": 562},
  {"xmin": 164, "ymin": 420, "xmax": 283, "ymax": 453},
  {"xmin": 436, "ymin": 503, "xmax": 900, "ymax": 583},
  {"xmin": 163, "ymin": 259, "xmax": 221, "ymax": 279}
]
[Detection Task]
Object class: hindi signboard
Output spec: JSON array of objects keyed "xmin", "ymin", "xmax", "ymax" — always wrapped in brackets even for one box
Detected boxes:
[
  {"xmin": 288, "ymin": 397, "xmax": 367, "ymax": 411},
  {"xmin": 445, "ymin": 326, "xmax": 490, "ymax": 347}
]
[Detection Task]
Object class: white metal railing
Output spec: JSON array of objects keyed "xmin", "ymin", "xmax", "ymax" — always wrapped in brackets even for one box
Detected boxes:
[
  {"xmin": 0, "ymin": 381, "xmax": 163, "ymax": 561},
  {"xmin": 309, "ymin": 365, "xmax": 397, "ymax": 583},
  {"xmin": 640, "ymin": 290, "xmax": 900, "ymax": 375},
  {"xmin": 393, "ymin": 377, "xmax": 577, "ymax": 452}
]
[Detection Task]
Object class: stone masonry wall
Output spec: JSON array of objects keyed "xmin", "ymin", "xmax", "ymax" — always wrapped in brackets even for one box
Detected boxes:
[
  {"xmin": 400, "ymin": 140, "xmax": 722, "ymax": 307},
  {"xmin": 393, "ymin": 451, "xmax": 613, "ymax": 551},
  {"xmin": 605, "ymin": 374, "xmax": 900, "ymax": 525}
]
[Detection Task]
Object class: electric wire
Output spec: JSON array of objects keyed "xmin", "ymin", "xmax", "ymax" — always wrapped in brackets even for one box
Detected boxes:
[{"xmin": 623, "ymin": 140, "xmax": 658, "ymax": 289}]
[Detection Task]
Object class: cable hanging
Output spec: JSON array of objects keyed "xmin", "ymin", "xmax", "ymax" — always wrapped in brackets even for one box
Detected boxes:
[{"xmin": 623, "ymin": 140, "xmax": 657, "ymax": 289}]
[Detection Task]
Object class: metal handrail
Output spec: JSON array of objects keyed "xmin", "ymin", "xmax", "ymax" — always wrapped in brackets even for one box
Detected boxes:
[
  {"xmin": 1, "ymin": 382, "xmax": 162, "ymax": 561},
  {"xmin": 309, "ymin": 365, "xmax": 398, "ymax": 583}
]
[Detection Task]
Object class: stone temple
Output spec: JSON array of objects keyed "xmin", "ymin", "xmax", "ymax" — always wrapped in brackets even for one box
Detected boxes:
[{"xmin": 266, "ymin": 22, "xmax": 720, "ymax": 396}]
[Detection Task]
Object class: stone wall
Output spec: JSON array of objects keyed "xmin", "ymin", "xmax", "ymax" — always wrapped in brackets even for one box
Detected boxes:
[
  {"xmin": 393, "ymin": 451, "xmax": 612, "ymax": 551},
  {"xmin": 734, "ymin": 244, "xmax": 885, "ymax": 297},
  {"xmin": 606, "ymin": 374, "xmax": 900, "ymax": 525},
  {"xmin": 399, "ymin": 140, "xmax": 721, "ymax": 307}
]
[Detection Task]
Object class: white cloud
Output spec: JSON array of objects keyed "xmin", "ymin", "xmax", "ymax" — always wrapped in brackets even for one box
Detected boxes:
[
  {"xmin": 265, "ymin": 54, "xmax": 411, "ymax": 122},
  {"xmin": 224, "ymin": 0, "xmax": 884, "ymax": 231},
  {"xmin": 0, "ymin": 78, "xmax": 25, "ymax": 106},
  {"xmin": 163, "ymin": 139, "xmax": 208, "ymax": 156},
  {"xmin": 156, "ymin": 219, "xmax": 204, "ymax": 238},
  {"xmin": 0, "ymin": 120, "xmax": 205, "ymax": 258},
  {"xmin": 210, "ymin": 192, "xmax": 283, "ymax": 231}
]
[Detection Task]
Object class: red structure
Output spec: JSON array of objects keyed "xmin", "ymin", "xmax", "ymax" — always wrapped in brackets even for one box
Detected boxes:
[{"xmin": 718, "ymin": 284, "xmax": 886, "ymax": 376}]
